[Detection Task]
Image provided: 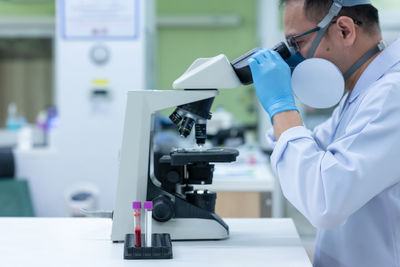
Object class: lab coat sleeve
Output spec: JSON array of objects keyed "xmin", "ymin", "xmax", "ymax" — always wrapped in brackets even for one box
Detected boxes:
[
  {"xmin": 269, "ymin": 94, "xmax": 345, "ymax": 150},
  {"xmin": 270, "ymin": 77, "xmax": 400, "ymax": 229},
  {"xmin": 311, "ymin": 95, "xmax": 344, "ymax": 150},
  {"xmin": 266, "ymin": 128, "xmax": 277, "ymax": 147},
  {"xmin": 269, "ymin": 115, "xmax": 334, "ymax": 150}
]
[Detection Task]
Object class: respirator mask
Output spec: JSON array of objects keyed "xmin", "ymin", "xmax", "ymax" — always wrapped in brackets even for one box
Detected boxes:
[
  {"xmin": 232, "ymin": 0, "xmax": 383, "ymax": 109},
  {"xmin": 288, "ymin": 46, "xmax": 346, "ymax": 109},
  {"xmin": 287, "ymin": 0, "xmax": 384, "ymax": 109}
]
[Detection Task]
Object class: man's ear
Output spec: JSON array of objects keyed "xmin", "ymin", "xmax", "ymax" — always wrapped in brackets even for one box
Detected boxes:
[{"xmin": 335, "ymin": 16, "xmax": 357, "ymax": 47}]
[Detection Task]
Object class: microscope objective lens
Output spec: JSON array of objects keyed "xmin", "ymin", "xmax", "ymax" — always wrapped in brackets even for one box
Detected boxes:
[
  {"xmin": 179, "ymin": 117, "xmax": 195, "ymax": 137},
  {"xmin": 195, "ymin": 123, "xmax": 207, "ymax": 145},
  {"xmin": 169, "ymin": 110, "xmax": 183, "ymax": 126}
]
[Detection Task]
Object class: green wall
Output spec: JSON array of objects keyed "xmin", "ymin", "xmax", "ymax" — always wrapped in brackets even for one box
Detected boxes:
[
  {"xmin": 0, "ymin": 1, "xmax": 54, "ymax": 16},
  {"xmin": 157, "ymin": 0, "xmax": 258, "ymax": 124}
]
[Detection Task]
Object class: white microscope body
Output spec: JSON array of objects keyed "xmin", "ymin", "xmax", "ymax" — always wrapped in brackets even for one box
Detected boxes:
[{"xmin": 111, "ymin": 54, "xmax": 244, "ymax": 241}]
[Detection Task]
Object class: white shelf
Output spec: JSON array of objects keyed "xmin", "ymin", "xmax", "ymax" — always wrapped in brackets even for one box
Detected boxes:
[
  {"xmin": 157, "ymin": 15, "xmax": 241, "ymax": 28},
  {"xmin": 0, "ymin": 15, "xmax": 241, "ymax": 38},
  {"xmin": 0, "ymin": 17, "xmax": 54, "ymax": 38}
]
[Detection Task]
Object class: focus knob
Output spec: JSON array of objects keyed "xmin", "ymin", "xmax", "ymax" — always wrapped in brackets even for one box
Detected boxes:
[{"xmin": 152, "ymin": 195, "xmax": 175, "ymax": 222}]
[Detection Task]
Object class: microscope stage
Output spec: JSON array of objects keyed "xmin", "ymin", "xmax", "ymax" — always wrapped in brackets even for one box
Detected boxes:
[{"xmin": 161, "ymin": 148, "xmax": 239, "ymax": 166}]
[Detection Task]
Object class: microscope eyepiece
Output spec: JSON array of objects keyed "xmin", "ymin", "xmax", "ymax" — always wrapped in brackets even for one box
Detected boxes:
[
  {"xmin": 179, "ymin": 116, "xmax": 195, "ymax": 137},
  {"xmin": 231, "ymin": 42, "xmax": 291, "ymax": 85},
  {"xmin": 272, "ymin": 42, "xmax": 291, "ymax": 59}
]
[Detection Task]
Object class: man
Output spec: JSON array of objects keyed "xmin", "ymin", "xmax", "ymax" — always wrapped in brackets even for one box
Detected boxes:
[{"xmin": 249, "ymin": 0, "xmax": 400, "ymax": 266}]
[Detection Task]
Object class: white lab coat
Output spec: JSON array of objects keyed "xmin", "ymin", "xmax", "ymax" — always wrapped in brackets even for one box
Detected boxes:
[{"xmin": 268, "ymin": 39, "xmax": 400, "ymax": 267}]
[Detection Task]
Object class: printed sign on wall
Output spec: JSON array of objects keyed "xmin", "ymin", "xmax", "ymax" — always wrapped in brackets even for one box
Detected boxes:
[{"xmin": 60, "ymin": 0, "xmax": 139, "ymax": 40}]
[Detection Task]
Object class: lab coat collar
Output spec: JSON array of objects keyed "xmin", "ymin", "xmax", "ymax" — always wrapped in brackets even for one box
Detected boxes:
[{"xmin": 349, "ymin": 39, "xmax": 400, "ymax": 103}]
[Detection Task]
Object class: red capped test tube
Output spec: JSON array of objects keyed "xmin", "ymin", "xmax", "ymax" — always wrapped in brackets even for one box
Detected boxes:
[{"xmin": 132, "ymin": 201, "xmax": 142, "ymax": 247}]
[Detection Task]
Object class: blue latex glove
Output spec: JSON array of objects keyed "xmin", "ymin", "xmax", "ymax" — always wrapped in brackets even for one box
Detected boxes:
[{"xmin": 248, "ymin": 49, "xmax": 299, "ymax": 121}]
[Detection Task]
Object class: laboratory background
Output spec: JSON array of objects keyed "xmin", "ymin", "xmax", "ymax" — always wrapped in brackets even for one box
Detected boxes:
[{"xmin": 0, "ymin": 0, "xmax": 399, "ymax": 265}]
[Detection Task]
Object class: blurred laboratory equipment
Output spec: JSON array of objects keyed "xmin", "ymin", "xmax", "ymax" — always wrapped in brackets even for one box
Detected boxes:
[
  {"xmin": 14, "ymin": 0, "xmax": 156, "ymax": 216},
  {"xmin": 65, "ymin": 183, "xmax": 99, "ymax": 217}
]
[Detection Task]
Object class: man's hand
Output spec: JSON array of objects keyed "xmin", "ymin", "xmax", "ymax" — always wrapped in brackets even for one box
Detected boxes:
[
  {"xmin": 249, "ymin": 49, "xmax": 303, "ymax": 139},
  {"xmin": 248, "ymin": 49, "xmax": 299, "ymax": 120}
]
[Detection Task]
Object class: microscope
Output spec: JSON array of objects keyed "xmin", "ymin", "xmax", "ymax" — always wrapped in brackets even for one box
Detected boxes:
[{"xmin": 111, "ymin": 43, "xmax": 292, "ymax": 242}]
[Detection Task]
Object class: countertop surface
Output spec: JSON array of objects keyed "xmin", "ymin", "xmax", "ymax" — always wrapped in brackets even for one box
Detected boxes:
[{"xmin": 0, "ymin": 217, "xmax": 311, "ymax": 267}]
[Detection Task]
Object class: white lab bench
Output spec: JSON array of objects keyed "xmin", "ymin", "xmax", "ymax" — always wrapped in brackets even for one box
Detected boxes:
[{"xmin": 0, "ymin": 218, "xmax": 311, "ymax": 267}]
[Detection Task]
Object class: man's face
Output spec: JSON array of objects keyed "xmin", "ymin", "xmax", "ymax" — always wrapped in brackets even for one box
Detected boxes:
[{"xmin": 283, "ymin": 0, "xmax": 338, "ymax": 65}]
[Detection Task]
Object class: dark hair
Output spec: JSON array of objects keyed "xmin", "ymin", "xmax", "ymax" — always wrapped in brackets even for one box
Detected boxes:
[{"xmin": 281, "ymin": 0, "xmax": 380, "ymax": 35}]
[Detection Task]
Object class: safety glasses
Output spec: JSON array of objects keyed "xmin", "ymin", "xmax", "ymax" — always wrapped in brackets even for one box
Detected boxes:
[
  {"xmin": 287, "ymin": 18, "xmax": 363, "ymax": 53},
  {"xmin": 287, "ymin": 27, "xmax": 320, "ymax": 53}
]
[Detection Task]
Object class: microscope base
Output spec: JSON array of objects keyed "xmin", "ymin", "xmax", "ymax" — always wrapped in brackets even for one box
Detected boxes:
[{"xmin": 153, "ymin": 218, "xmax": 229, "ymax": 240}]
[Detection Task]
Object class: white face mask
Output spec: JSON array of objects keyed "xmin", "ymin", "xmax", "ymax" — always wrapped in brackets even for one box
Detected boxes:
[{"xmin": 291, "ymin": 58, "xmax": 345, "ymax": 109}]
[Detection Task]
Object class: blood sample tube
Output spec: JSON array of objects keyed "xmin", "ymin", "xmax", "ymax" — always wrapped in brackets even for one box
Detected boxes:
[
  {"xmin": 132, "ymin": 201, "xmax": 142, "ymax": 247},
  {"xmin": 144, "ymin": 201, "xmax": 153, "ymax": 247}
]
